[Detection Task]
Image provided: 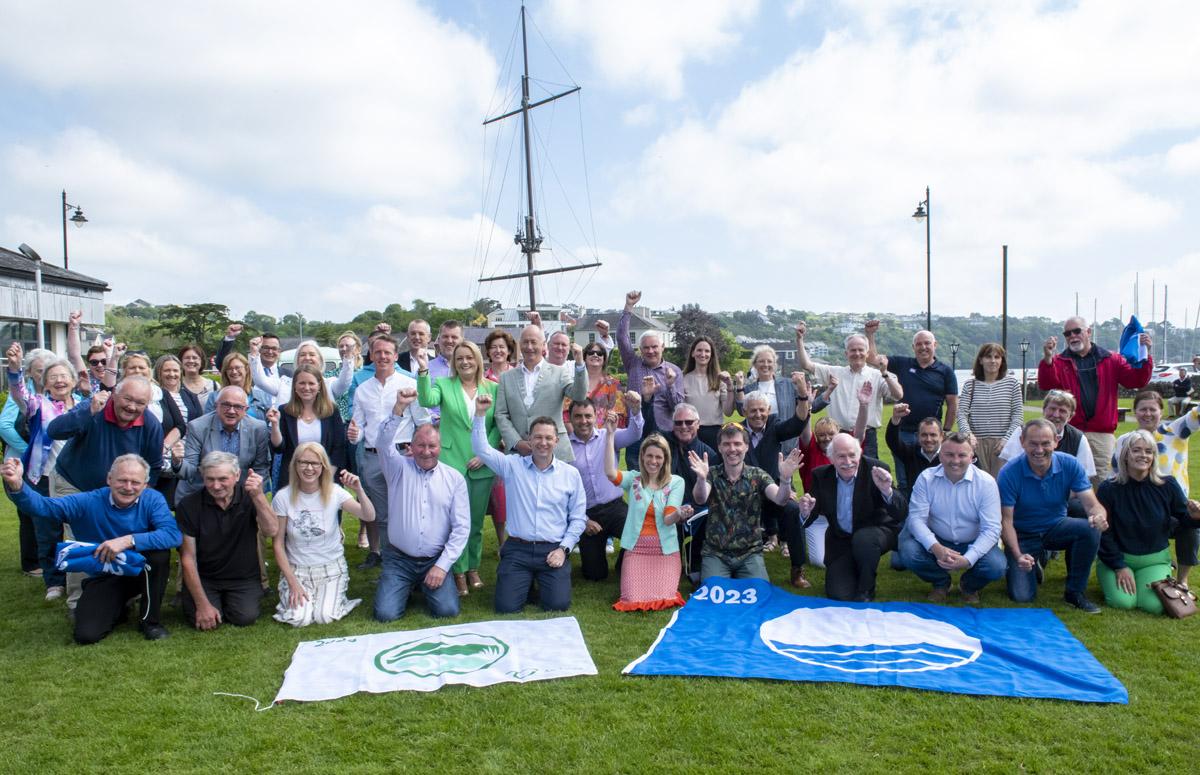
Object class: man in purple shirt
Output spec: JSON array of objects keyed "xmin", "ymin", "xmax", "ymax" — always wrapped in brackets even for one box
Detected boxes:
[
  {"xmin": 618, "ymin": 291, "xmax": 683, "ymax": 463},
  {"xmin": 373, "ymin": 391, "xmax": 471, "ymax": 621},
  {"xmin": 567, "ymin": 394, "xmax": 643, "ymax": 580}
]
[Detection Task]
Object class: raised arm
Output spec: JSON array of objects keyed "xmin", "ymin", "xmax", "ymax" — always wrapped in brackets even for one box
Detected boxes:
[
  {"xmin": 66, "ymin": 310, "xmax": 87, "ymax": 375},
  {"xmin": 470, "ymin": 394, "xmax": 510, "ymax": 477},
  {"xmin": 603, "ymin": 414, "xmax": 619, "ymax": 482},
  {"xmin": 689, "ymin": 450, "xmax": 711, "ymax": 504},
  {"xmin": 793, "ymin": 322, "xmax": 815, "ymax": 372},
  {"xmin": 615, "ymin": 291, "xmax": 640, "ymax": 373},
  {"xmin": 612, "ymin": 391, "xmax": 645, "ymax": 449},
  {"xmin": 863, "ymin": 319, "xmax": 882, "ymax": 366}
]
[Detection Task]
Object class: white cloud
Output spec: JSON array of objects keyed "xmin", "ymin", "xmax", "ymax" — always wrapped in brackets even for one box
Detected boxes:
[
  {"xmin": 544, "ymin": 0, "xmax": 759, "ymax": 99},
  {"xmin": 0, "ymin": 1, "xmax": 497, "ymax": 202},
  {"xmin": 1165, "ymin": 137, "xmax": 1200, "ymax": 175},
  {"xmin": 613, "ymin": 1, "xmax": 1200, "ymax": 316}
]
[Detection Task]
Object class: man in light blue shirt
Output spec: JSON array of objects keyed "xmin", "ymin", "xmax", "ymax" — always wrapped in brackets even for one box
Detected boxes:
[
  {"xmin": 897, "ymin": 432, "xmax": 1005, "ymax": 604},
  {"xmin": 471, "ymin": 393, "xmax": 586, "ymax": 613}
]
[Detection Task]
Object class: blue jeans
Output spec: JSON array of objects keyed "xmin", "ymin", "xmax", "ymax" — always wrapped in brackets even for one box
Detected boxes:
[
  {"xmin": 1007, "ymin": 517, "xmax": 1100, "ymax": 600},
  {"xmin": 374, "ymin": 545, "xmax": 460, "ymax": 621},
  {"xmin": 700, "ymin": 551, "xmax": 769, "ymax": 581},
  {"xmin": 494, "ymin": 539, "xmax": 572, "ymax": 613},
  {"xmin": 897, "ymin": 531, "xmax": 1006, "ymax": 594},
  {"xmin": 28, "ymin": 477, "xmax": 64, "ymax": 588}
]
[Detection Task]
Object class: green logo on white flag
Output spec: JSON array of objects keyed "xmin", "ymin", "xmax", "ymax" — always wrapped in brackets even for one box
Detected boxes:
[{"xmin": 374, "ymin": 633, "xmax": 510, "ymax": 677}]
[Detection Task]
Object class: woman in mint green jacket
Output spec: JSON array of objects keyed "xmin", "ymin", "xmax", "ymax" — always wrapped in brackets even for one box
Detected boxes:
[
  {"xmin": 416, "ymin": 340, "xmax": 499, "ymax": 597},
  {"xmin": 603, "ymin": 421, "xmax": 689, "ymax": 612}
]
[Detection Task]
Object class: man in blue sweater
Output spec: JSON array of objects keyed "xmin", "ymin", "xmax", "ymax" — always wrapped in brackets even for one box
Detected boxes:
[
  {"xmin": 47, "ymin": 376, "xmax": 163, "ymax": 494},
  {"xmin": 3, "ymin": 454, "xmax": 181, "ymax": 643}
]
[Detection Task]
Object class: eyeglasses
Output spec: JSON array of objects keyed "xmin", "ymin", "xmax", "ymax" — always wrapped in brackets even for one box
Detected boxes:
[
  {"xmin": 296, "ymin": 460, "xmax": 324, "ymax": 469},
  {"xmin": 673, "ymin": 419, "xmax": 698, "ymax": 427},
  {"xmin": 1062, "ymin": 327, "xmax": 1084, "ymax": 337},
  {"xmin": 218, "ymin": 402, "xmax": 248, "ymax": 411},
  {"xmin": 88, "ymin": 358, "xmax": 107, "ymax": 366}
]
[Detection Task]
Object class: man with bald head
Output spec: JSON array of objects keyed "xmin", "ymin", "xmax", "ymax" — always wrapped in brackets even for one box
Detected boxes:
[
  {"xmin": 798, "ymin": 433, "xmax": 907, "ymax": 601},
  {"xmin": 494, "ymin": 323, "xmax": 588, "ymax": 461},
  {"xmin": 173, "ymin": 385, "xmax": 271, "ymax": 502},
  {"xmin": 1038, "ymin": 315, "xmax": 1153, "ymax": 481}
]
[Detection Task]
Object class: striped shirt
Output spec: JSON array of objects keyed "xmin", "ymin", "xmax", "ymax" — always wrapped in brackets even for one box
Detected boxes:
[{"xmin": 957, "ymin": 377, "xmax": 1023, "ymax": 440}]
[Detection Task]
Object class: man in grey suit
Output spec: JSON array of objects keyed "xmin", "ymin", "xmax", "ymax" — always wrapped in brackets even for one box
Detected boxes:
[
  {"xmin": 495, "ymin": 325, "xmax": 589, "ymax": 461},
  {"xmin": 172, "ymin": 386, "xmax": 271, "ymax": 502}
]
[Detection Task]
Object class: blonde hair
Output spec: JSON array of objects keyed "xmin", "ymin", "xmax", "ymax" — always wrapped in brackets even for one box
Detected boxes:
[
  {"xmin": 1114, "ymin": 430, "xmax": 1163, "ymax": 486},
  {"xmin": 119, "ymin": 352, "xmax": 153, "ymax": 379},
  {"xmin": 338, "ymin": 331, "xmax": 363, "ymax": 370},
  {"xmin": 288, "ymin": 442, "xmax": 335, "ymax": 505},
  {"xmin": 638, "ymin": 433, "xmax": 673, "ymax": 490},
  {"xmin": 451, "ymin": 341, "xmax": 485, "ymax": 383},
  {"xmin": 220, "ymin": 352, "xmax": 254, "ymax": 394}
]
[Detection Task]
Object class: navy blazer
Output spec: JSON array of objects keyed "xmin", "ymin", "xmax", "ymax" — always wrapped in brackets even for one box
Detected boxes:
[
  {"xmin": 159, "ymin": 388, "xmax": 204, "ymax": 440},
  {"xmin": 809, "ymin": 456, "xmax": 907, "ymax": 538},
  {"xmin": 744, "ymin": 413, "xmax": 808, "ymax": 483},
  {"xmin": 272, "ymin": 410, "xmax": 348, "ymax": 490}
]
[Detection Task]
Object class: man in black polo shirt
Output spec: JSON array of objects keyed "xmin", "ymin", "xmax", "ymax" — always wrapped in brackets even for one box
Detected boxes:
[
  {"xmin": 864, "ymin": 320, "xmax": 958, "ymax": 491},
  {"xmin": 177, "ymin": 451, "xmax": 278, "ymax": 630}
]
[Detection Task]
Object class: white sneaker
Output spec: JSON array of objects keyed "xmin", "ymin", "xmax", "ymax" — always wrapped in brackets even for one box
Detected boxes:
[
  {"xmin": 45, "ymin": 586, "xmax": 65, "ymax": 601},
  {"xmin": 605, "ymin": 538, "xmax": 615, "ymax": 555}
]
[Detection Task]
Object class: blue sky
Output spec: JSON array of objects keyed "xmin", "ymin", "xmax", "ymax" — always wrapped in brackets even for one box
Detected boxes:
[{"xmin": 2, "ymin": 0, "xmax": 1199, "ymax": 327}]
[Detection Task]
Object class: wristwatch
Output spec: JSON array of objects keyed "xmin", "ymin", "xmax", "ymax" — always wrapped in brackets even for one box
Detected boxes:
[{"xmin": 559, "ymin": 545, "xmax": 571, "ymax": 556}]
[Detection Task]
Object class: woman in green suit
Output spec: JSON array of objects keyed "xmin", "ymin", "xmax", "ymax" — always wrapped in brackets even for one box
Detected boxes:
[{"xmin": 416, "ymin": 340, "xmax": 500, "ymax": 597}]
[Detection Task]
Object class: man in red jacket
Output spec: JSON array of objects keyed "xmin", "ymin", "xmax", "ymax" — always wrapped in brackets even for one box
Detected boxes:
[{"xmin": 1038, "ymin": 316, "xmax": 1153, "ymax": 482}]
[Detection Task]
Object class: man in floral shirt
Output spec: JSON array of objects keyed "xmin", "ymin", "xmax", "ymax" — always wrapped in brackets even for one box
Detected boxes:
[{"xmin": 689, "ymin": 423, "xmax": 802, "ymax": 581}]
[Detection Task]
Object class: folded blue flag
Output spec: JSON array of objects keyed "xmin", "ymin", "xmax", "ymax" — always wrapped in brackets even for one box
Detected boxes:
[
  {"xmin": 1119, "ymin": 316, "xmax": 1147, "ymax": 367},
  {"xmin": 55, "ymin": 540, "xmax": 147, "ymax": 577},
  {"xmin": 624, "ymin": 578, "xmax": 1127, "ymax": 704}
]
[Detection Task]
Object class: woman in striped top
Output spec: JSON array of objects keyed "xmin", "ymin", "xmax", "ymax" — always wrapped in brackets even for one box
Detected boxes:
[{"xmin": 957, "ymin": 343, "xmax": 1023, "ymax": 477}]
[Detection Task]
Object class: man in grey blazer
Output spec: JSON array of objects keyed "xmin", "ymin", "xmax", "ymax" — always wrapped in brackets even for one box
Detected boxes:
[
  {"xmin": 172, "ymin": 386, "xmax": 271, "ymax": 502},
  {"xmin": 495, "ymin": 325, "xmax": 589, "ymax": 461}
]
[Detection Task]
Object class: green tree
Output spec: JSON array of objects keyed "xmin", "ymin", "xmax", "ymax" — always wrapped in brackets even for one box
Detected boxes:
[{"xmin": 147, "ymin": 303, "xmax": 233, "ymax": 352}]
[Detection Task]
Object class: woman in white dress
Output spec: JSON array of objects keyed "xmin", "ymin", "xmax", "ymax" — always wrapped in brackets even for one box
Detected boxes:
[{"xmin": 272, "ymin": 442, "xmax": 375, "ymax": 627}]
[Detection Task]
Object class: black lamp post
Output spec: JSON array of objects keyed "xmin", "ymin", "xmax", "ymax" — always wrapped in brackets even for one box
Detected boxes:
[
  {"xmin": 912, "ymin": 186, "xmax": 931, "ymax": 331},
  {"xmin": 62, "ymin": 190, "xmax": 87, "ymax": 270},
  {"xmin": 950, "ymin": 342, "xmax": 960, "ymax": 371},
  {"xmin": 1019, "ymin": 339, "xmax": 1031, "ymax": 401}
]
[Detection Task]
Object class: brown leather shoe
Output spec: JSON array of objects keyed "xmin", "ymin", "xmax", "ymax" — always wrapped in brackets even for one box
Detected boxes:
[
  {"xmin": 466, "ymin": 570, "xmax": 484, "ymax": 589},
  {"xmin": 927, "ymin": 586, "xmax": 950, "ymax": 604},
  {"xmin": 454, "ymin": 573, "xmax": 469, "ymax": 597},
  {"xmin": 961, "ymin": 589, "xmax": 981, "ymax": 605},
  {"xmin": 790, "ymin": 567, "xmax": 812, "ymax": 589}
]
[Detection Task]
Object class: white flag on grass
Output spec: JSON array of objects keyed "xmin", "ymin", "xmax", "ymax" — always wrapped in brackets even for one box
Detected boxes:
[{"xmin": 273, "ymin": 617, "xmax": 597, "ymax": 703}]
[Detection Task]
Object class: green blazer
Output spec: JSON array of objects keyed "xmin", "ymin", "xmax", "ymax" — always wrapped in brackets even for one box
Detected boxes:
[{"xmin": 417, "ymin": 374, "xmax": 500, "ymax": 481}]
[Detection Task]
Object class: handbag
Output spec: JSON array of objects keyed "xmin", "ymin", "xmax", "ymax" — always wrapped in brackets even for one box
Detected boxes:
[{"xmin": 1151, "ymin": 577, "xmax": 1198, "ymax": 619}]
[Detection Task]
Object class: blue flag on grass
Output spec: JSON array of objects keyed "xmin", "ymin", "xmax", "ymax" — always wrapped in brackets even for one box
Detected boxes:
[{"xmin": 624, "ymin": 578, "xmax": 1127, "ymax": 703}]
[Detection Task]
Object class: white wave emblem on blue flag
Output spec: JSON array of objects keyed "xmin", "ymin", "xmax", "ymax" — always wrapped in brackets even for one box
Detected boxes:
[{"xmin": 760, "ymin": 607, "xmax": 982, "ymax": 673}]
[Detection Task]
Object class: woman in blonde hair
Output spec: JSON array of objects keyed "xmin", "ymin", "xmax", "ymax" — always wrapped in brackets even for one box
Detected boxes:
[
  {"xmin": 272, "ymin": 442, "xmax": 374, "ymax": 626},
  {"xmin": 267, "ymin": 364, "xmax": 348, "ymax": 490},
  {"xmin": 603, "ymin": 425, "xmax": 688, "ymax": 611}
]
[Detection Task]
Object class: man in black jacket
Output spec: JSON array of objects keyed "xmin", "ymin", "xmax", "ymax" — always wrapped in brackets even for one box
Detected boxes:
[
  {"xmin": 799, "ymin": 434, "xmax": 907, "ymax": 601},
  {"xmin": 743, "ymin": 390, "xmax": 812, "ymax": 587}
]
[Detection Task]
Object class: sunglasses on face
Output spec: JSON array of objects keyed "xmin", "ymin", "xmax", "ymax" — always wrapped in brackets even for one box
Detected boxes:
[
  {"xmin": 89, "ymin": 358, "xmax": 107, "ymax": 366},
  {"xmin": 673, "ymin": 419, "xmax": 698, "ymax": 427},
  {"xmin": 1062, "ymin": 327, "xmax": 1084, "ymax": 337}
]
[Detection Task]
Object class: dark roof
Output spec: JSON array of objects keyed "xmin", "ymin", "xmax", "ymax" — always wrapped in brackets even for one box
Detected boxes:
[
  {"xmin": 0, "ymin": 246, "xmax": 110, "ymax": 291},
  {"xmin": 575, "ymin": 311, "xmax": 666, "ymax": 331}
]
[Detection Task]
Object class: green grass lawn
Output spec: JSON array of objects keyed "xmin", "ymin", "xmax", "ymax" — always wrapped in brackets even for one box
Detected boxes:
[{"xmin": 3, "ymin": 403, "xmax": 1198, "ymax": 773}]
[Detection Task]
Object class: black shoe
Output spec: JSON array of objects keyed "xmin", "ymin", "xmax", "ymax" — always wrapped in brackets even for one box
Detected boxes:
[
  {"xmin": 1063, "ymin": 592, "xmax": 1101, "ymax": 614},
  {"xmin": 140, "ymin": 623, "xmax": 171, "ymax": 640},
  {"xmin": 1034, "ymin": 558, "xmax": 1045, "ymax": 584},
  {"xmin": 357, "ymin": 552, "xmax": 382, "ymax": 570}
]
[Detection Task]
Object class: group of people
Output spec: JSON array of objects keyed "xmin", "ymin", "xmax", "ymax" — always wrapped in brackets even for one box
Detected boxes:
[{"xmin": 5, "ymin": 298, "xmax": 1198, "ymax": 645}]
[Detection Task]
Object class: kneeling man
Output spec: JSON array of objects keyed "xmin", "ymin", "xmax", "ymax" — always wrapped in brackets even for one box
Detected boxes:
[
  {"xmin": 177, "ymin": 452, "xmax": 278, "ymax": 630},
  {"xmin": 4, "ymin": 454, "xmax": 180, "ymax": 643},
  {"xmin": 799, "ymin": 435, "xmax": 907, "ymax": 601},
  {"xmin": 472, "ymin": 394, "xmax": 586, "ymax": 613},
  {"xmin": 375, "ymin": 389, "xmax": 470, "ymax": 621},
  {"xmin": 897, "ymin": 432, "xmax": 1005, "ymax": 604},
  {"xmin": 998, "ymin": 419, "xmax": 1108, "ymax": 613}
]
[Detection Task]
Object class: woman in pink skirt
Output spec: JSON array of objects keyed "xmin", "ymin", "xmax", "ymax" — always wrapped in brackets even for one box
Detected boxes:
[{"xmin": 603, "ymin": 425, "xmax": 688, "ymax": 611}]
